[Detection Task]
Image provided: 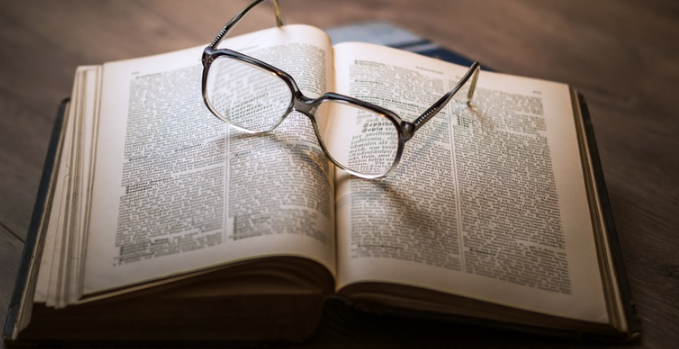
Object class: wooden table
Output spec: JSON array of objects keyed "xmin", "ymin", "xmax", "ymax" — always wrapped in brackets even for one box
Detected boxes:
[{"xmin": 1, "ymin": 1, "xmax": 677, "ymax": 348}]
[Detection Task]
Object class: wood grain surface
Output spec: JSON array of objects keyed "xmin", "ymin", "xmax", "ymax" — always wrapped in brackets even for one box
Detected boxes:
[{"xmin": 1, "ymin": 1, "xmax": 677, "ymax": 348}]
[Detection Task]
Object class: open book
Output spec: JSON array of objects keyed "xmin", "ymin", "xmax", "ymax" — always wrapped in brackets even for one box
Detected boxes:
[{"xmin": 4, "ymin": 24, "xmax": 638, "ymax": 345}]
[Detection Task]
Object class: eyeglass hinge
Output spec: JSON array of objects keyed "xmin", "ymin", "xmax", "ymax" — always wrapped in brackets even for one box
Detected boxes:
[
  {"xmin": 202, "ymin": 51, "xmax": 215, "ymax": 66},
  {"xmin": 401, "ymin": 121, "xmax": 415, "ymax": 142}
]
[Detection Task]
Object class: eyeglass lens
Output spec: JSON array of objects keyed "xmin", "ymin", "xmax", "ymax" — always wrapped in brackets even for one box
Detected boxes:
[
  {"xmin": 315, "ymin": 101, "xmax": 399, "ymax": 176},
  {"xmin": 206, "ymin": 55, "xmax": 292, "ymax": 132}
]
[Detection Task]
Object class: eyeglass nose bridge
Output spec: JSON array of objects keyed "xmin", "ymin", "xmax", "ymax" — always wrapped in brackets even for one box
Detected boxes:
[{"xmin": 290, "ymin": 93, "xmax": 318, "ymax": 117}]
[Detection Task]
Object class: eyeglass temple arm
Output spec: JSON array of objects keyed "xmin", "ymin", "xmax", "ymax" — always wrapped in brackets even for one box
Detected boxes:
[
  {"xmin": 412, "ymin": 62, "xmax": 480, "ymax": 132},
  {"xmin": 208, "ymin": 0, "xmax": 284, "ymax": 49}
]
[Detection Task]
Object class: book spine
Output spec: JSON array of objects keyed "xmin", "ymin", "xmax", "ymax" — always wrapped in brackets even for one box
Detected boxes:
[
  {"xmin": 577, "ymin": 93, "xmax": 641, "ymax": 339},
  {"xmin": 2, "ymin": 99, "xmax": 69, "ymax": 344}
]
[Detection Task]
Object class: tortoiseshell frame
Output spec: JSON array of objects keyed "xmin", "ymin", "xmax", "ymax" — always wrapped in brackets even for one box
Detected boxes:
[{"xmin": 201, "ymin": 0, "xmax": 480, "ymax": 179}]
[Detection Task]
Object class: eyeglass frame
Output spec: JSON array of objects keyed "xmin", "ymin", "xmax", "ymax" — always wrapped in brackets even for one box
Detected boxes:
[{"xmin": 201, "ymin": 0, "xmax": 481, "ymax": 179}]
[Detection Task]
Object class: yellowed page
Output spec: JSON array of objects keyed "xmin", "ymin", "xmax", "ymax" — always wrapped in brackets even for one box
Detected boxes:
[
  {"xmin": 64, "ymin": 66, "xmax": 101, "ymax": 306},
  {"xmin": 33, "ymin": 82, "xmax": 76, "ymax": 305},
  {"xmin": 81, "ymin": 25, "xmax": 336, "ymax": 296},
  {"xmin": 332, "ymin": 42, "xmax": 608, "ymax": 324},
  {"xmin": 33, "ymin": 66, "xmax": 101, "ymax": 308}
]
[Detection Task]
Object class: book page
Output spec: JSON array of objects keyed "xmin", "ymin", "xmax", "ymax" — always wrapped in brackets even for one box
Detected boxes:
[
  {"xmin": 332, "ymin": 42, "xmax": 608, "ymax": 324},
  {"xmin": 81, "ymin": 25, "xmax": 336, "ymax": 295},
  {"xmin": 32, "ymin": 66, "xmax": 101, "ymax": 308},
  {"xmin": 33, "ymin": 82, "xmax": 76, "ymax": 306}
]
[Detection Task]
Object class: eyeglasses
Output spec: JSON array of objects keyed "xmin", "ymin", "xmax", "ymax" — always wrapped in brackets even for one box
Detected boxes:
[{"xmin": 201, "ymin": 0, "xmax": 480, "ymax": 179}]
